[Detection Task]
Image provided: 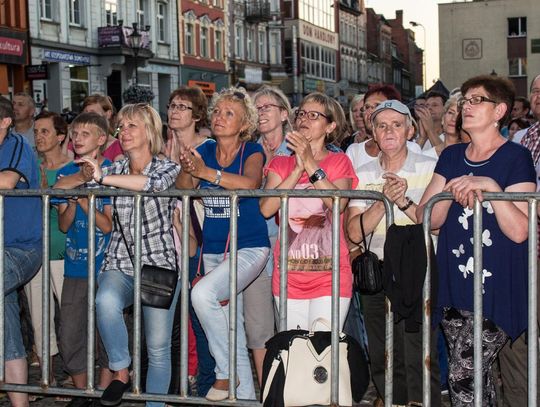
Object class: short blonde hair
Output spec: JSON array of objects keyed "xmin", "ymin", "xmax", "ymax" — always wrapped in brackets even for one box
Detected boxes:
[
  {"xmin": 299, "ymin": 92, "xmax": 347, "ymax": 144},
  {"xmin": 117, "ymin": 103, "xmax": 163, "ymax": 155},
  {"xmin": 349, "ymin": 94, "xmax": 365, "ymax": 131},
  {"xmin": 208, "ymin": 87, "xmax": 258, "ymax": 141},
  {"xmin": 253, "ymin": 85, "xmax": 292, "ymax": 134}
]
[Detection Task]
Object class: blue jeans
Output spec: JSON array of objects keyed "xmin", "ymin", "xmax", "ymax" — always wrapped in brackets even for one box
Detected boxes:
[
  {"xmin": 96, "ymin": 270, "xmax": 180, "ymax": 407},
  {"xmin": 191, "ymin": 247, "xmax": 269, "ymax": 400},
  {"xmin": 4, "ymin": 246, "xmax": 41, "ymax": 361}
]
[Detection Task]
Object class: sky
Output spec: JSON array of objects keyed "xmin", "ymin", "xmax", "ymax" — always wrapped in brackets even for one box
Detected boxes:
[{"xmin": 365, "ymin": 0, "xmax": 453, "ymax": 87}]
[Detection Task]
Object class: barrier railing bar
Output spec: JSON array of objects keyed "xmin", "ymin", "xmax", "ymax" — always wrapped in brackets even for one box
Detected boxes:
[
  {"xmin": 179, "ymin": 195, "xmax": 191, "ymax": 398},
  {"xmin": 41, "ymin": 195, "xmax": 51, "ymax": 388},
  {"xmin": 132, "ymin": 194, "xmax": 143, "ymax": 395},
  {"xmin": 330, "ymin": 196, "xmax": 341, "ymax": 406},
  {"xmin": 528, "ymin": 198, "xmax": 538, "ymax": 407},
  {"xmin": 228, "ymin": 194, "xmax": 239, "ymax": 400},
  {"xmin": 278, "ymin": 196, "xmax": 289, "ymax": 332},
  {"xmin": 86, "ymin": 194, "xmax": 96, "ymax": 392},
  {"xmin": 422, "ymin": 194, "xmax": 432, "ymax": 407}
]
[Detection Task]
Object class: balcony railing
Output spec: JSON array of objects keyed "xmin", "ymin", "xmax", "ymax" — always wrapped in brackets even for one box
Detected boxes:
[{"xmin": 245, "ymin": 0, "xmax": 272, "ymax": 22}]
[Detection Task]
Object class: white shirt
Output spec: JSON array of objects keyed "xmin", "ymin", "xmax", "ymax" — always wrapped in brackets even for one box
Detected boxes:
[{"xmin": 346, "ymin": 140, "xmax": 422, "ymax": 172}]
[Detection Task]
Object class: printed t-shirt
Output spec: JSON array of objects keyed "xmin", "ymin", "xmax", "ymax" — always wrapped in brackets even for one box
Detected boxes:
[
  {"xmin": 197, "ymin": 141, "xmax": 270, "ymax": 254},
  {"xmin": 266, "ymin": 152, "xmax": 358, "ymax": 299},
  {"xmin": 435, "ymin": 142, "xmax": 536, "ymax": 340},
  {"xmin": 57, "ymin": 160, "xmax": 112, "ymax": 278}
]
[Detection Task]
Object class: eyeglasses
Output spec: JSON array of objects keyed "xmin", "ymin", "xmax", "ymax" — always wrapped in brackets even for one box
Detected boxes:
[
  {"xmin": 256, "ymin": 103, "xmax": 281, "ymax": 113},
  {"xmin": 457, "ymin": 96, "xmax": 497, "ymax": 109},
  {"xmin": 295, "ymin": 110, "xmax": 328, "ymax": 121},
  {"xmin": 360, "ymin": 104, "xmax": 378, "ymax": 114},
  {"xmin": 167, "ymin": 103, "xmax": 193, "ymax": 112}
]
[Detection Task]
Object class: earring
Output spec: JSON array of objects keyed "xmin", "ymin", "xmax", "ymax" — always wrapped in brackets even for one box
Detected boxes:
[{"xmin": 494, "ymin": 122, "xmax": 499, "ymax": 128}]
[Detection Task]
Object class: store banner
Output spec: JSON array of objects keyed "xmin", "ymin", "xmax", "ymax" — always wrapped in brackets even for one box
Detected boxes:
[{"xmin": 0, "ymin": 28, "xmax": 27, "ymax": 65}]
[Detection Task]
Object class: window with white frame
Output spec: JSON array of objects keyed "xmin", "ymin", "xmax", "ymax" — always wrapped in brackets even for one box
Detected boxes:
[
  {"xmin": 137, "ymin": 0, "xmax": 146, "ymax": 27},
  {"xmin": 70, "ymin": 66, "xmax": 88, "ymax": 112},
  {"xmin": 269, "ymin": 31, "xmax": 280, "ymax": 64},
  {"xmin": 69, "ymin": 0, "xmax": 82, "ymax": 25},
  {"xmin": 258, "ymin": 29, "xmax": 266, "ymax": 63},
  {"xmin": 41, "ymin": 0, "xmax": 53, "ymax": 20},
  {"xmin": 301, "ymin": 42, "xmax": 335, "ymax": 81},
  {"xmin": 270, "ymin": 0, "xmax": 278, "ymax": 14},
  {"xmin": 215, "ymin": 30, "xmax": 223, "ymax": 60},
  {"xmin": 157, "ymin": 1, "xmax": 166, "ymax": 42},
  {"xmin": 105, "ymin": 0, "xmax": 117, "ymax": 26},
  {"xmin": 235, "ymin": 23, "xmax": 244, "ymax": 59},
  {"xmin": 247, "ymin": 27, "xmax": 255, "ymax": 61},
  {"xmin": 200, "ymin": 26, "xmax": 209, "ymax": 58},
  {"xmin": 509, "ymin": 58, "xmax": 527, "ymax": 76},
  {"xmin": 184, "ymin": 11, "xmax": 196, "ymax": 55}
]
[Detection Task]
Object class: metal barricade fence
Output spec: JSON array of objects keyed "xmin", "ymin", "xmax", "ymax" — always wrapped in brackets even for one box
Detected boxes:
[
  {"xmin": 422, "ymin": 192, "xmax": 538, "ymax": 407},
  {"xmin": 0, "ymin": 187, "xmax": 391, "ymax": 406}
]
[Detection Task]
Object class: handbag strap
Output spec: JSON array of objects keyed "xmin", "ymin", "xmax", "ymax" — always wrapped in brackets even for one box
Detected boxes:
[{"xmin": 360, "ymin": 212, "xmax": 373, "ymax": 251}]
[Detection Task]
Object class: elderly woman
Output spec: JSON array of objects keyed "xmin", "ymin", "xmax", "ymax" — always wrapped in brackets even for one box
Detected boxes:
[
  {"xmin": 417, "ymin": 75, "xmax": 536, "ymax": 406},
  {"xmin": 260, "ymin": 92, "xmax": 357, "ymax": 331},
  {"xmin": 340, "ymin": 93, "xmax": 367, "ymax": 151},
  {"xmin": 347, "ymin": 100, "xmax": 441, "ymax": 406},
  {"xmin": 176, "ymin": 87, "xmax": 270, "ymax": 401},
  {"xmin": 424, "ymin": 94, "xmax": 465, "ymax": 158},
  {"xmin": 80, "ymin": 103, "xmax": 181, "ymax": 407}
]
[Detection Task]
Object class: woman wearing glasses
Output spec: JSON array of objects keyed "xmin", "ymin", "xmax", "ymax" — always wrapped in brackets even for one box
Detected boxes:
[
  {"xmin": 176, "ymin": 87, "xmax": 270, "ymax": 401},
  {"xmin": 417, "ymin": 75, "xmax": 536, "ymax": 406},
  {"xmin": 260, "ymin": 92, "xmax": 358, "ymax": 331}
]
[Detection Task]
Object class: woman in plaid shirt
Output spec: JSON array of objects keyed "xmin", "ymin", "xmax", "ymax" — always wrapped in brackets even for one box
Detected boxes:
[{"xmin": 79, "ymin": 103, "xmax": 181, "ymax": 407}]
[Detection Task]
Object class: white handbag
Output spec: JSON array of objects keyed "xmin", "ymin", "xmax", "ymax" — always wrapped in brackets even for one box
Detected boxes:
[{"xmin": 281, "ymin": 318, "xmax": 352, "ymax": 407}]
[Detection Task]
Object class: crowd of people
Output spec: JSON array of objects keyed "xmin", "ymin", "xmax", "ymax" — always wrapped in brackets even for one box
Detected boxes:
[{"xmin": 0, "ymin": 73, "xmax": 539, "ymax": 407}]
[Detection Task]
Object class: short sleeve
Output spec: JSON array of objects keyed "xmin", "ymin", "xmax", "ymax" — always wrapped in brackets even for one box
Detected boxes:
[
  {"xmin": 265, "ymin": 155, "xmax": 295, "ymax": 180},
  {"xmin": 506, "ymin": 146, "xmax": 536, "ymax": 188},
  {"xmin": 324, "ymin": 153, "xmax": 358, "ymax": 189},
  {"xmin": 0, "ymin": 138, "xmax": 35, "ymax": 187},
  {"xmin": 434, "ymin": 144, "xmax": 459, "ymax": 181}
]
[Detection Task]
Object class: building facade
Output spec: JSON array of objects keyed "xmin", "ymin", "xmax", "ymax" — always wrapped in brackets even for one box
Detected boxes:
[
  {"xmin": 28, "ymin": 0, "xmax": 180, "ymax": 118},
  {"xmin": 366, "ymin": 8, "xmax": 392, "ymax": 85},
  {"xmin": 179, "ymin": 0, "xmax": 229, "ymax": 97},
  {"xmin": 439, "ymin": 0, "xmax": 539, "ymax": 96},
  {"xmin": 0, "ymin": 0, "xmax": 31, "ymax": 97},
  {"xmin": 228, "ymin": 0, "xmax": 286, "ymax": 91},
  {"xmin": 338, "ymin": 0, "xmax": 367, "ymax": 105}
]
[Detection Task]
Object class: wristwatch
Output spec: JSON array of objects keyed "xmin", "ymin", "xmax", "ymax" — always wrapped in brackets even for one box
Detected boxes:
[
  {"xmin": 213, "ymin": 169, "xmax": 223, "ymax": 185},
  {"xmin": 309, "ymin": 168, "xmax": 327, "ymax": 184}
]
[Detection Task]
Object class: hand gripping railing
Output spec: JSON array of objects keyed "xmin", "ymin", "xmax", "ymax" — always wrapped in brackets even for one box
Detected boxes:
[
  {"xmin": 0, "ymin": 187, "xmax": 394, "ymax": 406},
  {"xmin": 422, "ymin": 192, "xmax": 538, "ymax": 407}
]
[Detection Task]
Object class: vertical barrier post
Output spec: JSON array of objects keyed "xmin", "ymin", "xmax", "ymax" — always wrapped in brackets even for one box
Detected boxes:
[
  {"xmin": 383, "ymin": 198, "xmax": 394, "ymax": 407},
  {"xmin": 0, "ymin": 195, "xmax": 5, "ymax": 381},
  {"xmin": 132, "ymin": 194, "xmax": 143, "ymax": 395},
  {"xmin": 41, "ymin": 194, "xmax": 51, "ymax": 387},
  {"xmin": 278, "ymin": 196, "xmax": 289, "ymax": 332},
  {"xmin": 473, "ymin": 198, "xmax": 483, "ymax": 407},
  {"xmin": 228, "ymin": 194, "xmax": 239, "ymax": 400},
  {"xmin": 330, "ymin": 197, "xmax": 341, "ymax": 406},
  {"xmin": 528, "ymin": 199, "xmax": 538, "ymax": 407},
  {"xmin": 86, "ymin": 194, "xmax": 96, "ymax": 391},
  {"xmin": 422, "ymin": 201, "xmax": 432, "ymax": 407},
  {"xmin": 179, "ymin": 195, "xmax": 191, "ymax": 398}
]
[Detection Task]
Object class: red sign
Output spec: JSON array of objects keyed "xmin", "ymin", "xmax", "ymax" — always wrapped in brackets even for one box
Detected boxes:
[{"xmin": 0, "ymin": 37, "xmax": 23, "ymax": 57}]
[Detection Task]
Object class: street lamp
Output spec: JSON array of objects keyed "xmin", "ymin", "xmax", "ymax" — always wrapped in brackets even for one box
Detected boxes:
[
  {"xmin": 129, "ymin": 22, "xmax": 142, "ymax": 84},
  {"xmin": 410, "ymin": 21, "xmax": 426, "ymax": 91}
]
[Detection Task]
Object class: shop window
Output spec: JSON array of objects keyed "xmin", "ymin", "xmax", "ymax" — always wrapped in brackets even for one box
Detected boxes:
[{"xmin": 70, "ymin": 66, "xmax": 88, "ymax": 113}]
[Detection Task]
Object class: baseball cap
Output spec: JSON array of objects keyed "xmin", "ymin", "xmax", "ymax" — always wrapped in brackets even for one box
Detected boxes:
[{"xmin": 370, "ymin": 99, "xmax": 413, "ymax": 122}]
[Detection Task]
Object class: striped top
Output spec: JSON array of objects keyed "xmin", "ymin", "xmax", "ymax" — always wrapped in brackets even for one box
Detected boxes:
[{"xmin": 349, "ymin": 151, "xmax": 436, "ymax": 259}]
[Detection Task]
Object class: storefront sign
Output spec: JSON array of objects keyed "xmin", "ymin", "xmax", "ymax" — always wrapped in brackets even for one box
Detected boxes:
[
  {"xmin": 0, "ymin": 28, "xmax": 27, "ymax": 65},
  {"xmin": 304, "ymin": 78, "xmax": 326, "ymax": 93},
  {"xmin": 25, "ymin": 64, "xmax": 49, "ymax": 80},
  {"xmin": 245, "ymin": 67, "xmax": 263, "ymax": 84},
  {"xmin": 98, "ymin": 26, "xmax": 151, "ymax": 49},
  {"xmin": 298, "ymin": 21, "xmax": 338, "ymax": 50},
  {"xmin": 188, "ymin": 80, "xmax": 216, "ymax": 97},
  {"xmin": 43, "ymin": 49, "xmax": 91, "ymax": 65}
]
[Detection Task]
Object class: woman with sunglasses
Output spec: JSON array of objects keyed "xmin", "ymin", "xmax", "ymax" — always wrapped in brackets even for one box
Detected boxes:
[
  {"xmin": 260, "ymin": 92, "xmax": 358, "ymax": 331},
  {"xmin": 176, "ymin": 87, "xmax": 270, "ymax": 401},
  {"xmin": 417, "ymin": 75, "xmax": 536, "ymax": 406}
]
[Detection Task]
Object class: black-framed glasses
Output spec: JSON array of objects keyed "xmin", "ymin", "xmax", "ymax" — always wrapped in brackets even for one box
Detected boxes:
[
  {"xmin": 457, "ymin": 96, "xmax": 497, "ymax": 109},
  {"xmin": 295, "ymin": 109, "xmax": 328, "ymax": 121},
  {"xmin": 360, "ymin": 103, "xmax": 378, "ymax": 114},
  {"xmin": 256, "ymin": 103, "xmax": 281, "ymax": 113},
  {"xmin": 167, "ymin": 103, "xmax": 193, "ymax": 112}
]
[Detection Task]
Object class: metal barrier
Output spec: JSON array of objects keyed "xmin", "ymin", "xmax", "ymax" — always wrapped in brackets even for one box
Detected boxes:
[
  {"xmin": 422, "ymin": 192, "xmax": 538, "ymax": 407},
  {"xmin": 0, "ymin": 187, "xmax": 392, "ymax": 406}
]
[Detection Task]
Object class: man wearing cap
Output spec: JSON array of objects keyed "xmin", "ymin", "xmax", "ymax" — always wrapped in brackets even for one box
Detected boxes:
[
  {"xmin": 0, "ymin": 96, "xmax": 42, "ymax": 406},
  {"xmin": 347, "ymin": 100, "xmax": 441, "ymax": 406}
]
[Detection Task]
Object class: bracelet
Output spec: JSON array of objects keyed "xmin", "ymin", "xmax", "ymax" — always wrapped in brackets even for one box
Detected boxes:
[
  {"xmin": 398, "ymin": 197, "xmax": 414, "ymax": 211},
  {"xmin": 213, "ymin": 169, "xmax": 222, "ymax": 185},
  {"xmin": 97, "ymin": 174, "xmax": 104, "ymax": 184}
]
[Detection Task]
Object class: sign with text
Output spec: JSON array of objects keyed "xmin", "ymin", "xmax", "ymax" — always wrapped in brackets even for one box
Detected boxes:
[
  {"xmin": 25, "ymin": 64, "xmax": 49, "ymax": 80},
  {"xmin": 187, "ymin": 80, "xmax": 216, "ymax": 97},
  {"xmin": 0, "ymin": 28, "xmax": 27, "ymax": 65},
  {"xmin": 298, "ymin": 21, "xmax": 338, "ymax": 50},
  {"xmin": 43, "ymin": 49, "xmax": 91, "ymax": 65}
]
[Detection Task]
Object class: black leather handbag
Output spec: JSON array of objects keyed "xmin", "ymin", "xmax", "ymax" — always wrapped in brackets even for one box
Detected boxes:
[
  {"xmin": 113, "ymin": 208, "xmax": 178, "ymax": 309},
  {"xmin": 352, "ymin": 213, "xmax": 383, "ymax": 295}
]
